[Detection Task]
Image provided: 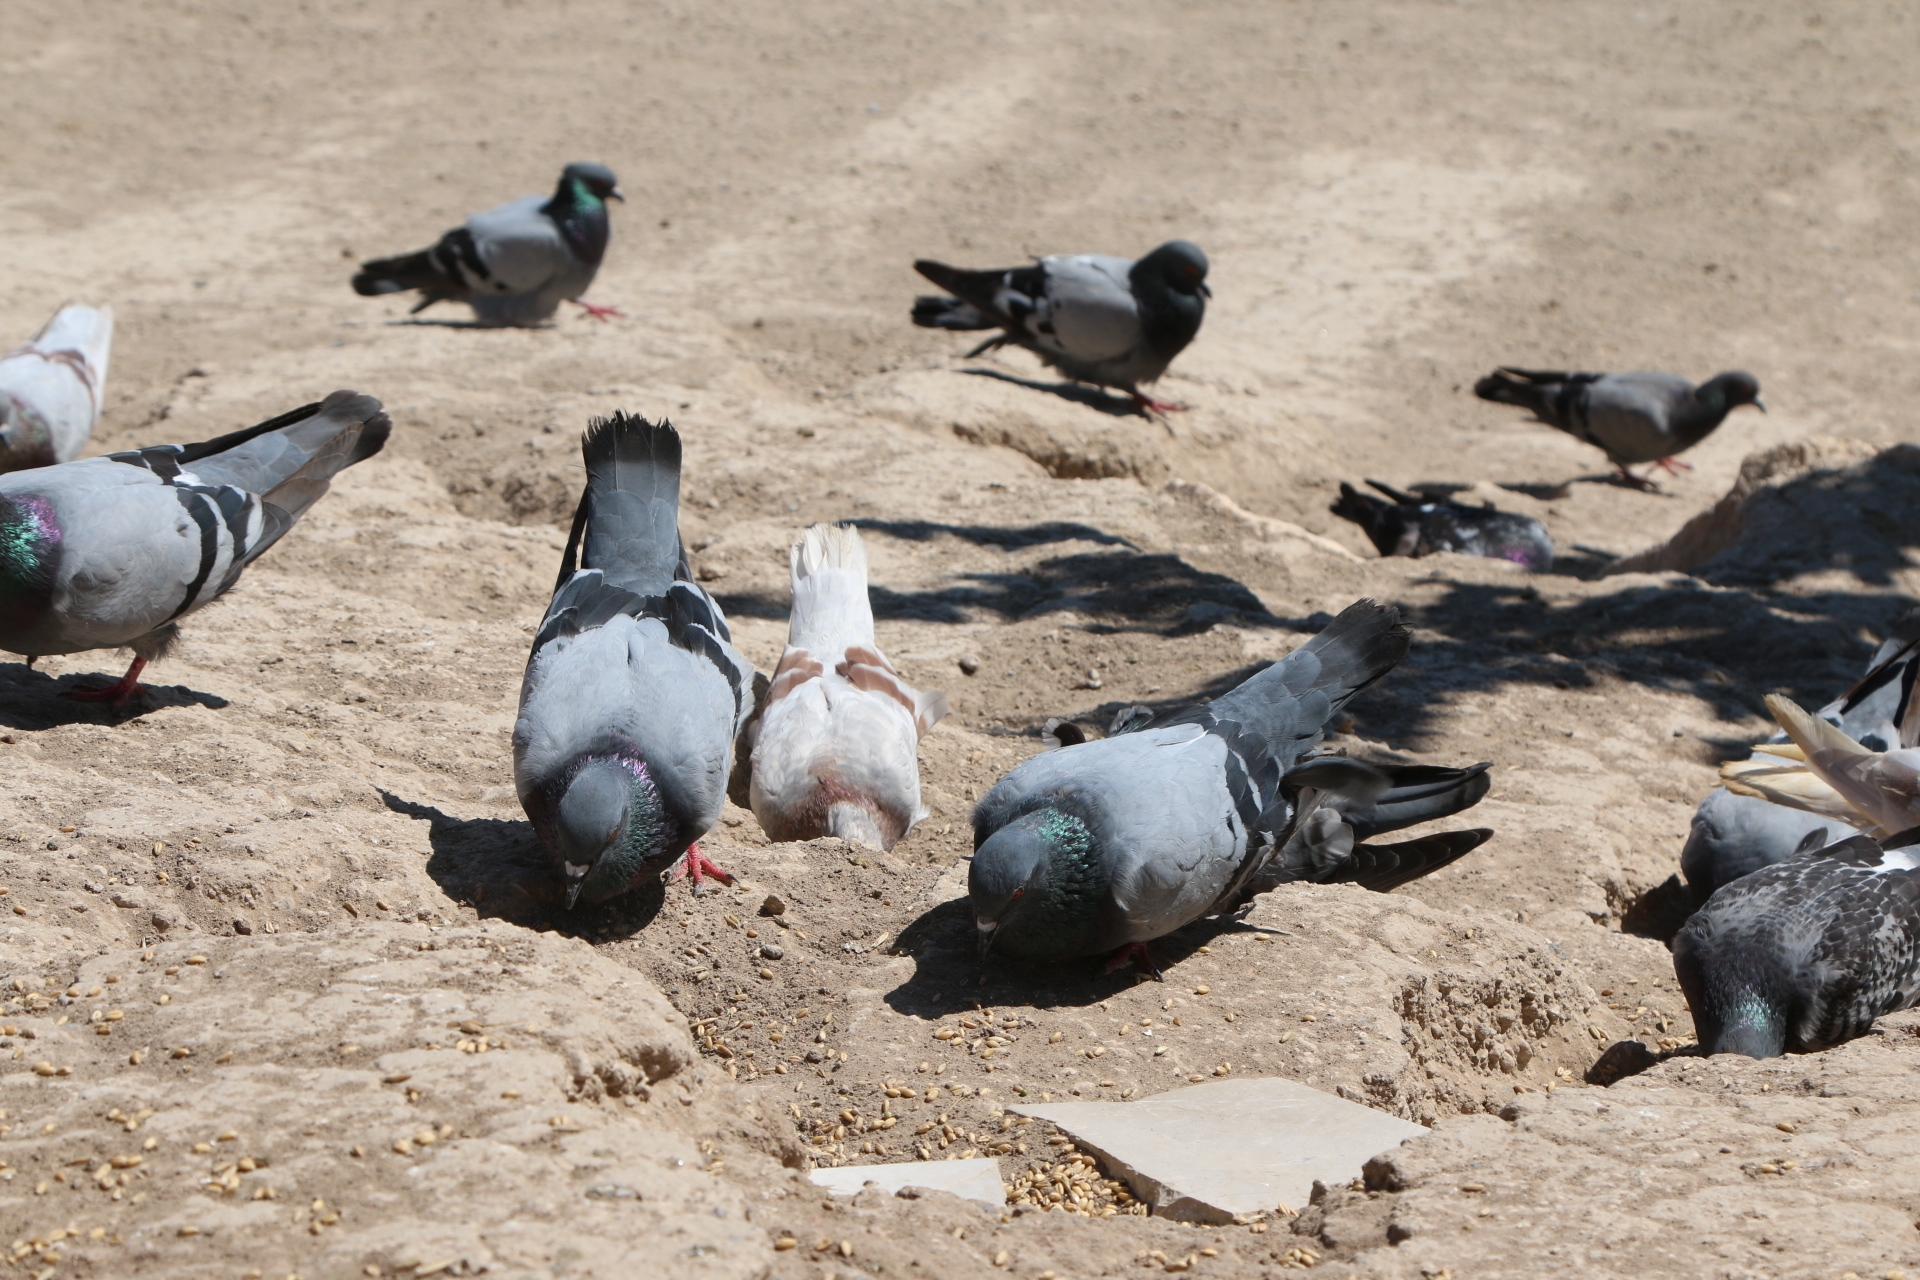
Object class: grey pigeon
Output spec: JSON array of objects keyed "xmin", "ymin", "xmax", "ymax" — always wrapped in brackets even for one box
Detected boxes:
[
  {"xmin": 353, "ymin": 163, "xmax": 624, "ymax": 327},
  {"xmin": 1473, "ymin": 367, "xmax": 1764, "ymax": 489},
  {"xmin": 1684, "ymin": 610, "xmax": 1920, "ymax": 906},
  {"xmin": 1674, "ymin": 830, "xmax": 1920, "ymax": 1057},
  {"xmin": 911, "ymin": 241, "xmax": 1209, "ymax": 415},
  {"xmin": 968, "ymin": 599, "xmax": 1492, "ymax": 974},
  {"xmin": 747, "ymin": 524, "xmax": 948, "ymax": 850},
  {"xmin": 513, "ymin": 413, "xmax": 758, "ymax": 909},
  {"xmin": 1330, "ymin": 480, "xmax": 1553, "ymax": 570},
  {"xmin": 0, "ymin": 390, "xmax": 389, "ymax": 704},
  {"xmin": 0, "ymin": 304, "xmax": 113, "ymax": 474}
]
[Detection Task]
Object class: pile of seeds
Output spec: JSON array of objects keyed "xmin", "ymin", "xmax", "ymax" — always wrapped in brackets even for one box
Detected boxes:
[{"xmin": 1006, "ymin": 1146, "xmax": 1147, "ymax": 1217}]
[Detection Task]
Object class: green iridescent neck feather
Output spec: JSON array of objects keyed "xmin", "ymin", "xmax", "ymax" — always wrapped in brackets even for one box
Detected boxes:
[
  {"xmin": 997, "ymin": 809, "xmax": 1106, "ymax": 960},
  {"xmin": 0, "ymin": 496, "xmax": 58, "ymax": 596}
]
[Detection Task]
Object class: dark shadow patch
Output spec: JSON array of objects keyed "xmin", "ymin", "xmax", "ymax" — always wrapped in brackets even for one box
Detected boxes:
[
  {"xmin": 0, "ymin": 662, "xmax": 228, "ymax": 730},
  {"xmin": 853, "ymin": 519, "xmax": 1139, "ymax": 553},
  {"xmin": 959, "ymin": 367, "xmax": 1144, "ymax": 418},
  {"xmin": 1620, "ymin": 873, "xmax": 1695, "ymax": 945},
  {"xmin": 1586, "ymin": 1038, "xmax": 1660, "ymax": 1086}
]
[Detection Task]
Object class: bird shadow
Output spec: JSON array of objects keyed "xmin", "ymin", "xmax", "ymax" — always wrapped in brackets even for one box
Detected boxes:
[
  {"xmin": 379, "ymin": 790, "xmax": 667, "ymax": 939},
  {"xmin": 851, "ymin": 518, "xmax": 1140, "ymax": 553},
  {"xmin": 880, "ymin": 896, "xmax": 1246, "ymax": 1018},
  {"xmin": 959, "ymin": 368, "xmax": 1146, "ymax": 419},
  {"xmin": 0, "ymin": 662, "xmax": 228, "ymax": 730},
  {"xmin": 382, "ymin": 317, "xmax": 525, "ymax": 331}
]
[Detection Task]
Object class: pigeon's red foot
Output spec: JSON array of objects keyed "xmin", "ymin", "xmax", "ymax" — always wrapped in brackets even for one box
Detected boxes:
[
  {"xmin": 1102, "ymin": 941, "xmax": 1163, "ymax": 981},
  {"xmin": 1613, "ymin": 464, "xmax": 1660, "ymax": 492},
  {"xmin": 673, "ymin": 842, "xmax": 735, "ymax": 892},
  {"xmin": 67, "ymin": 657, "xmax": 147, "ymax": 707},
  {"xmin": 1653, "ymin": 456, "xmax": 1693, "ymax": 476},
  {"xmin": 1130, "ymin": 391, "xmax": 1190, "ymax": 415},
  {"xmin": 571, "ymin": 299, "xmax": 624, "ymax": 322}
]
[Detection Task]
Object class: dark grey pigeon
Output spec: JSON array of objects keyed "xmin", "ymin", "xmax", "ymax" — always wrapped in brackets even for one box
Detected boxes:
[
  {"xmin": 0, "ymin": 390, "xmax": 390, "ymax": 704},
  {"xmin": 968, "ymin": 599, "xmax": 1492, "ymax": 975},
  {"xmin": 1683, "ymin": 609, "xmax": 1920, "ymax": 907},
  {"xmin": 911, "ymin": 241, "xmax": 1209, "ymax": 415},
  {"xmin": 1473, "ymin": 367, "xmax": 1764, "ymax": 489},
  {"xmin": 513, "ymin": 413, "xmax": 759, "ymax": 909},
  {"xmin": 1674, "ymin": 830, "xmax": 1920, "ymax": 1058},
  {"xmin": 353, "ymin": 163, "xmax": 624, "ymax": 327},
  {"xmin": 1330, "ymin": 480, "xmax": 1554, "ymax": 571}
]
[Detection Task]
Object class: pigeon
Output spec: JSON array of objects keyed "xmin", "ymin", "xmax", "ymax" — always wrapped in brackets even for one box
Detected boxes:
[
  {"xmin": 352, "ymin": 163, "xmax": 624, "ymax": 327},
  {"xmin": 1473, "ymin": 367, "xmax": 1764, "ymax": 489},
  {"xmin": 0, "ymin": 390, "xmax": 390, "ymax": 703},
  {"xmin": 911, "ymin": 241, "xmax": 1209, "ymax": 415},
  {"xmin": 1685, "ymin": 613, "xmax": 1920, "ymax": 906},
  {"xmin": 747, "ymin": 524, "xmax": 949, "ymax": 850},
  {"xmin": 1673, "ymin": 829, "xmax": 1920, "ymax": 1058},
  {"xmin": 1330, "ymin": 480, "xmax": 1554, "ymax": 570},
  {"xmin": 968, "ymin": 599, "xmax": 1493, "ymax": 974},
  {"xmin": 512, "ymin": 413, "xmax": 758, "ymax": 909},
  {"xmin": 0, "ymin": 304, "xmax": 113, "ymax": 474}
]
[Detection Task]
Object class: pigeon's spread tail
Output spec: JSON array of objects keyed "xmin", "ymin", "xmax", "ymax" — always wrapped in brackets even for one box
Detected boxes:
[
  {"xmin": 569, "ymin": 413, "xmax": 684, "ymax": 597},
  {"xmin": 1336, "ymin": 829, "xmax": 1493, "ymax": 893},
  {"xmin": 911, "ymin": 294, "xmax": 993, "ymax": 331},
  {"xmin": 353, "ymin": 242, "xmax": 464, "ymax": 313},
  {"xmin": 1473, "ymin": 368, "xmax": 1567, "ymax": 420},
  {"xmin": 1211, "ymin": 598, "xmax": 1410, "ymax": 741},
  {"xmin": 912, "ymin": 259, "xmax": 1013, "ymax": 331},
  {"xmin": 1331, "ymin": 762, "xmax": 1494, "ymax": 841},
  {"xmin": 787, "ymin": 523, "xmax": 875, "ymax": 657}
]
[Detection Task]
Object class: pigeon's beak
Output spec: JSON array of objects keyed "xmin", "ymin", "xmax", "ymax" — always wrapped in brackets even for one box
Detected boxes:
[
  {"xmin": 975, "ymin": 916, "xmax": 999, "ymax": 959},
  {"xmin": 1752, "ymin": 396, "xmax": 1767, "ymax": 414},
  {"xmin": 1198, "ymin": 282, "xmax": 1212, "ymax": 299},
  {"xmin": 609, "ymin": 187, "xmax": 627, "ymax": 202},
  {"xmin": 564, "ymin": 861, "xmax": 591, "ymax": 910}
]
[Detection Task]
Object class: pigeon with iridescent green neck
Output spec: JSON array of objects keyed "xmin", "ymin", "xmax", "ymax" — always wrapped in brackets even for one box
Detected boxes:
[
  {"xmin": 513, "ymin": 412, "xmax": 759, "ymax": 909},
  {"xmin": 968, "ymin": 599, "xmax": 1494, "ymax": 975},
  {"xmin": 0, "ymin": 390, "xmax": 389, "ymax": 705},
  {"xmin": 353, "ymin": 162, "xmax": 624, "ymax": 326}
]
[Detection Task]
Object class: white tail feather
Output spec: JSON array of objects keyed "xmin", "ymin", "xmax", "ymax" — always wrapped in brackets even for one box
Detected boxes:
[
  {"xmin": 787, "ymin": 523, "xmax": 874, "ymax": 657},
  {"xmin": 1768, "ymin": 693, "xmax": 1920, "ymax": 835}
]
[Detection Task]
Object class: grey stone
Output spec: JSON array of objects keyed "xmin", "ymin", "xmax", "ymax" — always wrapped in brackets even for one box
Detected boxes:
[
  {"xmin": 1010, "ymin": 1076, "xmax": 1427, "ymax": 1224},
  {"xmin": 809, "ymin": 1157, "xmax": 1004, "ymax": 1206}
]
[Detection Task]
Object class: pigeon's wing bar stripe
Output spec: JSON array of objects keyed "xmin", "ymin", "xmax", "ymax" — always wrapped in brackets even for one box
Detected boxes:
[{"xmin": 165, "ymin": 490, "xmax": 222, "ymax": 622}]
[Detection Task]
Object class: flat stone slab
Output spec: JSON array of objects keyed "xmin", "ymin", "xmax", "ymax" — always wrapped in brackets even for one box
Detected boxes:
[
  {"xmin": 809, "ymin": 1157, "xmax": 1005, "ymax": 1206},
  {"xmin": 1010, "ymin": 1076, "xmax": 1427, "ymax": 1223}
]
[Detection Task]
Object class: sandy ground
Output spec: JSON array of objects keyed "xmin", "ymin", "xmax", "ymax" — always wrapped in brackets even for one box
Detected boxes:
[{"xmin": 4, "ymin": 1, "xmax": 1920, "ymax": 1277}]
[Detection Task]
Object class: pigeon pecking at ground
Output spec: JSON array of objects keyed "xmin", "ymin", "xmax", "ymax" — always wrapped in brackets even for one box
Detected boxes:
[
  {"xmin": 352, "ymin": 162, "xmax": 624, "ymax": 327},
  {"xmin": 1330, "ymin": 479, "xmax": 1554, "ymax": 570},
  {"xmin": 0, "ymin": 304, "xmax": 114, "ymax": 474},
  {"xmin": 911, "ymin": 241, "xmax": 1210, "ymax": 416},
  {"xmin": 746, "ymin": 523, "xmax": 948, "ymax": 850},
  {"xmin": 1685, "ymin": 612, "xmax": 1920, "ymax": 907},
  {"xmin": 1673, "ymin": 829, "xmax": 1920, "ymax": 1058},
  {"xmin": 0, "ymin": 389, "xmax": 389, "ymax": 704},
  {"xmin": 1473, "ymin": 366, "xmax": 1764, "ymax": 489},
  {"xmin": 513, "ymin": 413, "xmax": 759, "ymax": 910},
  {"xmin": 968, "ymin": 599, "xmax": 1493, "ymax": 976}
]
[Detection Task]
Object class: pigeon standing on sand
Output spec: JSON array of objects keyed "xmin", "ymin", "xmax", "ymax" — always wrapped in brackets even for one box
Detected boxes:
[
  {"xmin": 968, "ymin": 599, "xmax": 1493, "ymax": 974},
  {"xmin": 513, "ymin": 413, "xmax": 758, "ymax": 909},
  {"xmin": 1330, "ymin": 480, "xmax": 1553, "ymax": 570},
  {"xmin": 1473, "ymin": 367, "xmax": 1764, "ymax": 489},
  {"xmin": 1674, "ymin": 830, "xmax": 1920, "ymax": 1058},
  {"xmin": 352, "ymin": 163, "xmax": 624, "ymax": 327},
  {"xmin": 747, "ymin": 524, "xmax": 948, "ymax": 850},
  {"xmin": 0, "ymin": 304, "xmax": 114, "ymax": 474},
  {"xmin": 0, "ymin": 391, "xmax": 390, "ymax": 703},
  {"xmin": 911, "ymin": 241, "xmax": 1210, "ymax": 415},
  {"xmin": 1684, "ymin": 612, "xmax": 1920, "ymax": 906}
]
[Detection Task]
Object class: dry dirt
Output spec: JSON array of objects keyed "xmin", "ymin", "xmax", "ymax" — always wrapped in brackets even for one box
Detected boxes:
[{"xmin": 4, "ymin": 2, "xmax": 1920, "ymax": 1277}]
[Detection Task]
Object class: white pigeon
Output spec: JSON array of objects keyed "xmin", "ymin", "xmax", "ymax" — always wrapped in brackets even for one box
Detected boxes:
[
  {"xmin": 0, "ymin": 304, "xmax": 113, "ymax": 474},
  {"xmin": 747, "ymin": 524, "xmax": 948, "ymax": 849}
]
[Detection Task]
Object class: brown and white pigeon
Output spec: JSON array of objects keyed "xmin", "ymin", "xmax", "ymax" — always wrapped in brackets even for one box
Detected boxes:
[
  {"xmin": 747, "ymin": 524, "xmax": 948, "ymax": 849},
  {"xmin": 0, "ymin": 304, "xmax": 113, "ymax": 474}
]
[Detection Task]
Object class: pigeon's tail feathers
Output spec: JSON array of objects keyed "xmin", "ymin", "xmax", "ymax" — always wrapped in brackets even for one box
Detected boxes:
[
  {"xmin": 1332, "ymin": 762, "xmax": 1494, "ymax": 841},
  {"xmin": 1473, "ymin": 368, "xmax": 1564, "ymax": 419},
  {"xmin": 787, "ymin": 523, "xmax": 875, "ymax": 655},
  {"xmin": 576, "ymin": 412, "xmax": 683, "ymax": 595},
  {"xmin": 1364, "ymin": 478, "xmax": 1423, "ymax": 505},
  {"xmin": 30, "ymin": 304, "xmax": 114, "ymax": 380},
  {"xmin": 911, "ymin": 294, "xmax": 993, "ymax": 331},
  {"xmin": 352, "ymin": 247, "xmax": 451, "ymax": 298},
  {"xmin": 247, "ymin": 390, "xmax": 390, "ymax": 533},
  {"xmin": 1719, "ymin": 752, "xmax": 1866, "ymax": 824},
  {"xmin": 827, "ymin": 801, "xmax": 887, "ymax": 850},
  {"xmin": 1768, "ymin": 694, "xmax": 1920, "ymax": 835},
  {"xmin": 1214, "ymin": 598, "xmax": 1409, "ymax": 736},
  {"xmin": 1338, "ymin": 829, "xmax": 1493, "ymax": 893}
]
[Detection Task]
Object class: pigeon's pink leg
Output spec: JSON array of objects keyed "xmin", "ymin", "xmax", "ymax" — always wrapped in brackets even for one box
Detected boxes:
[
  {"xmin": 68, "ymin": 657, "xmax": 147, "ymax": 706},
  {"xmin": 673, "ymin": 842, "xmax": 735, "ymax": 890},
  {"xmin": 1130, "ymin": 390, "xmax": 1190, "ymax": 415},
  {"xmin": 1102, "ymin": 941, "xmax": 1163, "ymax": 981},
  {"xmin": 1613, "ymin": 463, "xmax": 1659, "ymax": 491},
  {"xmin": 571, "ymin": 300, "xmax": 624, "ymax": 322},
  {"xmin": 1653, "ymin": 456, "xmax": 1693, "ymax": 476}
]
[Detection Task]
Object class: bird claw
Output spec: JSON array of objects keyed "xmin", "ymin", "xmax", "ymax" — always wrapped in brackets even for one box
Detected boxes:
[
  {"xmin": 1613, "ymin": 464, "xmax": 1661, "ymax": 492},
  {"xmin": 673, "ymin": 842, "xmax": 735, "ymax": 894},
  {"xmin": 1130, "ymin": 391, "xmax": 1190, "ymax": 417},
  {"xmin": 1653, "ymin": 456, "xmax": 1693, "ymax": 476},
  {"xmin": 1103, "ymin": 941, "xmax": 1163, "ymax": 981},
  {"xmin": 571, "ymin": 300, "xmax": 624, "ymax": 322},
  {"xmin": 64, "ymin": 658, "xmax": 147, "ymax": 707}
]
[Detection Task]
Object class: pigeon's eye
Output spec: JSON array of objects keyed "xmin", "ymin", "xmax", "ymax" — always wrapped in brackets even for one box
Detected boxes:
[{"xmin": 1010, "ymin": 888, "xmax": 1024, "ymax": 902}]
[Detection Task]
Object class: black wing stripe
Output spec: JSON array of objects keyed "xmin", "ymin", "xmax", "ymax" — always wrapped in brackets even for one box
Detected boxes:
[{"xmin": 166, "ymin": 490, "xmax": 221, "ymax": 621}]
